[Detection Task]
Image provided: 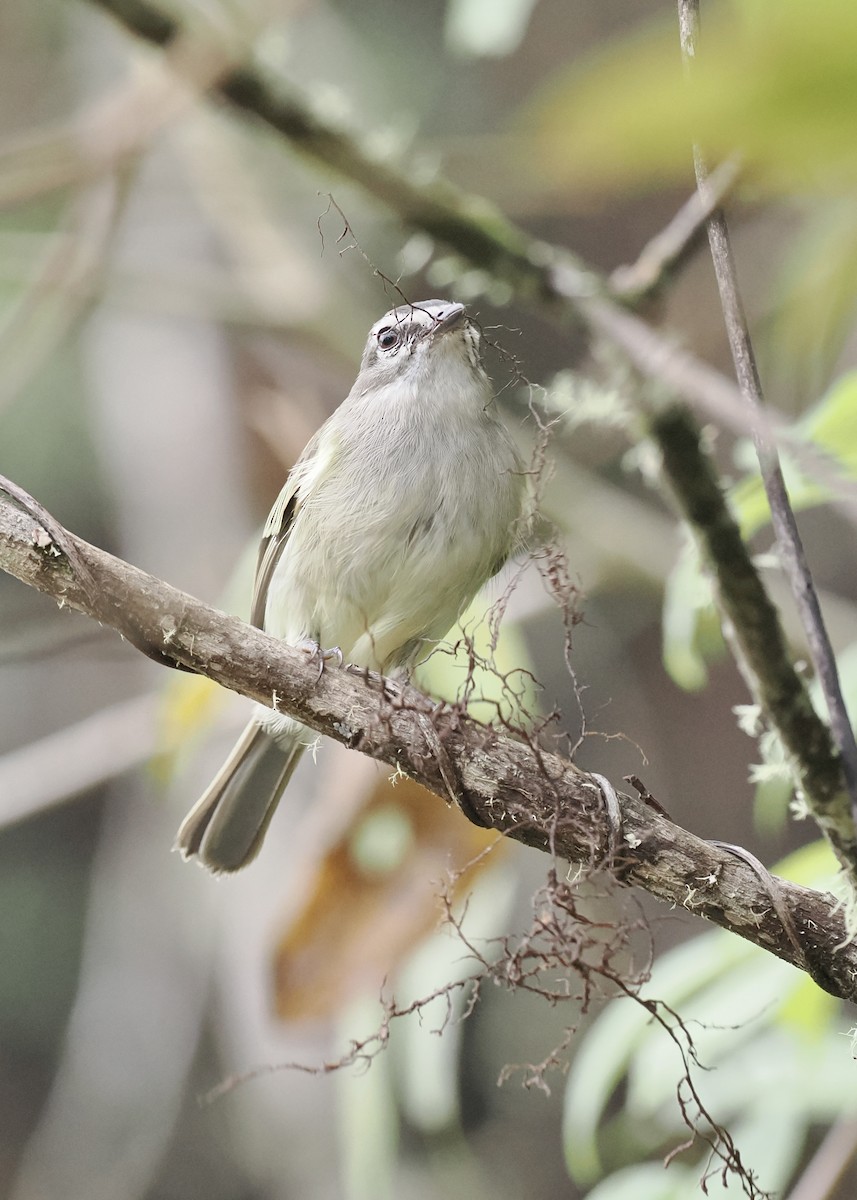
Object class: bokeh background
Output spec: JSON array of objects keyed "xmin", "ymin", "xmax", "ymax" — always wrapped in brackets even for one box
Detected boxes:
[{"xmin": 2, "ymin": 0, "xmax": 857, "ymax": 1196}]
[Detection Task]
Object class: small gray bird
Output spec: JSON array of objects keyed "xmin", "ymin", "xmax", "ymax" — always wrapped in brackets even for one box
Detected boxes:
[{"xmin": 177, "ymin": 299, "xmax": 523, "ymax": 873}]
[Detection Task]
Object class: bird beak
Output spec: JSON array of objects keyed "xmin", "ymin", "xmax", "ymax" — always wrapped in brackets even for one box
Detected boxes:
[{"xmin": 430, "ymin": 303, "xmax": 467, "ymax": 335}]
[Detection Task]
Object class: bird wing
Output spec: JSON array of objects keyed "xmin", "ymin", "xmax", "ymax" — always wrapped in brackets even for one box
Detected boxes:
[
  {"xmin": 248, "ymin": 426, "xmax": 328, "ymax": 630},
  {"xmin": 250, "ymin": 485, "xmax": 298, "ymax": 629}
]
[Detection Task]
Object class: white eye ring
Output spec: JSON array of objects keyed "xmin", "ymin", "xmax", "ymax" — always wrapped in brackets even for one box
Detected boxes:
[{"xmin": 377, "ymin": 327, "xmax": 401, "ymax": 351}]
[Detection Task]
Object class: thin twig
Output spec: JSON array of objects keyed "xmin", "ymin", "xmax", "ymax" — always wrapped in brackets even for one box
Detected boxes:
[
  {"xmin": 785, "ymin": 1117, "xmax": 857, "ymax": 1200},
  {"xmin": 678, "ymin": 0, "xmax": 857, "ymax": 844},
  {"xmin": 609, "ymin": 158, "xmax": 740, "ymax": 302}
]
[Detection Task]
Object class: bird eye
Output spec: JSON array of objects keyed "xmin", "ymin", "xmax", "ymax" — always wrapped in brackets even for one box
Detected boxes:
[{"xmin": 376, "ymin": 327, "xmax": 400, "ymax": 351}]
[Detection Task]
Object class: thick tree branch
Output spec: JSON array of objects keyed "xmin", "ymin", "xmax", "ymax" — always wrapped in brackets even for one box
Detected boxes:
[{"xmin": 1, "ymin": 481, "xmax": 856, "ymax": 1000}]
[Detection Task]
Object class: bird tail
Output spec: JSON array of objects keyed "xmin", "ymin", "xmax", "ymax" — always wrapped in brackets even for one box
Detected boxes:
[{"xmin": 176, "ymin": 720, "xmax": 304, "ymax": 874}]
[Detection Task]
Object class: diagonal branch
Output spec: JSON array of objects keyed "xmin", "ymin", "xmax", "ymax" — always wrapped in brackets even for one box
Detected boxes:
[
  {"xmin": 678, "ymin": 0, "xmax": 857, "ymax": 851},
  {"xmin": 609, "ymin": 157, "xmax": 740, "ymax": 302},
  {"xmin": 652, "ymin": 407, "xmax": 855, "ymax": 868},
  {"xmin": 1, "ymin": 479, "xmax": 856, "ymax": 1000}
]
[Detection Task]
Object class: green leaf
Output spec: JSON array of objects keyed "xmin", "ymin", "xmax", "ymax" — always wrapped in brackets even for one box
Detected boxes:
[
  {"xmin": 531, "ymin": 0, "xmax": 857, "ymax": 199},
  {"xmin": 729, "ymin": 371, "xmax": 857, "ymax": 540},
  {"xmin": 765, "ymin": 203, "xmax": 857, "ymax": 392},
  {"xmin": 659, "ymin": 370, "xmax": 857, "ymax": 712},
  {"xmin": 800, "ymin": 370, "xmax": 857, "ymax": 481},
  {"xmin": 337, "ymin": 996, "xmax": 399, "ymax": 1200},
  {"xmin": 583, "ymin": 1162, "xmax": 695, "ymax": 1200},
  {"xmin": 773, "ymin": 839, "xmax": 840, "ymax": 887},
  {"xmin": 705, "ymin": 1110, "xmax": 806, "ymax": 1195},
  {"xmin": 625, "ymin": 957, "xmax": 803, "ymax": 1118},
  {"xmin": 825, "ymin": 641, "xmax": 857, "ymax": 727},
  {"xmin": 563, "ymin": 934, "xmax": 752, "ymax": 1182},
  {"xmin": 565, "ymin": 842, "xmax": 841, "ymax": 1187},
  {"xmin": 661, "ymin": 537, "xmax": 724, "ymax": 691}
]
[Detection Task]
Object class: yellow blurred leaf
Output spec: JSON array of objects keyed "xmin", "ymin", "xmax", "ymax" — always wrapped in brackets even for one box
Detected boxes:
[
  {"xmin": 777, "ymin": 972, "xmax": 840, "ymax": 1043},
  {"xmin": 153, "ymin": 535, "xmax": 259, "ymax": 774},
  {"xmin": 159, "ymin": 672, "xmax": 224, "ymax": 751}
]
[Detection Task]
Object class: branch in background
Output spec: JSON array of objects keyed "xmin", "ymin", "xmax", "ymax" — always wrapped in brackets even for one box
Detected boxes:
[
  {"xmin": 785, "ymin": 1116, "xmax": 857, "ymax": 1200},
  {"xmin": 678, "ymin": 0, "xmax": 857, "ymax": 841},
  {"xmin": 1, "ymin": 480, "xmax": 857, "ymax": 999},
  {"xmin": 609, "ymin": 158, "xmax": 740, "ymax": 302},
  {"xmin": 0, "ymin": 693, "xmax": 160, "ymax": 828},
  {"xmin": 652, "ymin": 406, "xmax": 855, "ymax": 869},
  {"xmin": 0, "ymin": 177, "xmax": 125, "ymax": 415}
]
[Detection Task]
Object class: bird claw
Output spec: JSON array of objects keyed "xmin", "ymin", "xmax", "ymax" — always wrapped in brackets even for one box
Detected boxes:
[{"xmin": 298, "ymin": 639, "xmax": 344, "ymax": 682}]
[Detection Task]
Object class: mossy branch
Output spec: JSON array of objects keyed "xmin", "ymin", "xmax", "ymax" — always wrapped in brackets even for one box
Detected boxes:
[{"xmin": 652, "ymin": 406, "xmax": 855, "ymax": 870}]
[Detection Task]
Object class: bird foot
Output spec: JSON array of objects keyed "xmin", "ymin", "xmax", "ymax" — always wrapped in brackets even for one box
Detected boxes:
[{"xmin": 297, "ymin": 638, "xmax": 344, "ymax": 682}]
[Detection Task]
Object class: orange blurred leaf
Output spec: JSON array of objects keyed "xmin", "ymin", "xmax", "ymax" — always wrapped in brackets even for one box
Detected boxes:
[{"xmin": 272, "ymin": 769, "xmax": 507, "ymax": 1022}]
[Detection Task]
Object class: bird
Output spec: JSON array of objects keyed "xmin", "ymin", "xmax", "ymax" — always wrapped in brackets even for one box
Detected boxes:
[{"xmin": 176, "ymin": 298, "xmax": 524, "ymax": 873}]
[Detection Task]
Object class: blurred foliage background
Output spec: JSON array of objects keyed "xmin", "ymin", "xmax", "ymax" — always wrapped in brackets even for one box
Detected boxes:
[{"xmin": 2, "ymin": 0, "xmax": 857, "ymax": 1196}]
